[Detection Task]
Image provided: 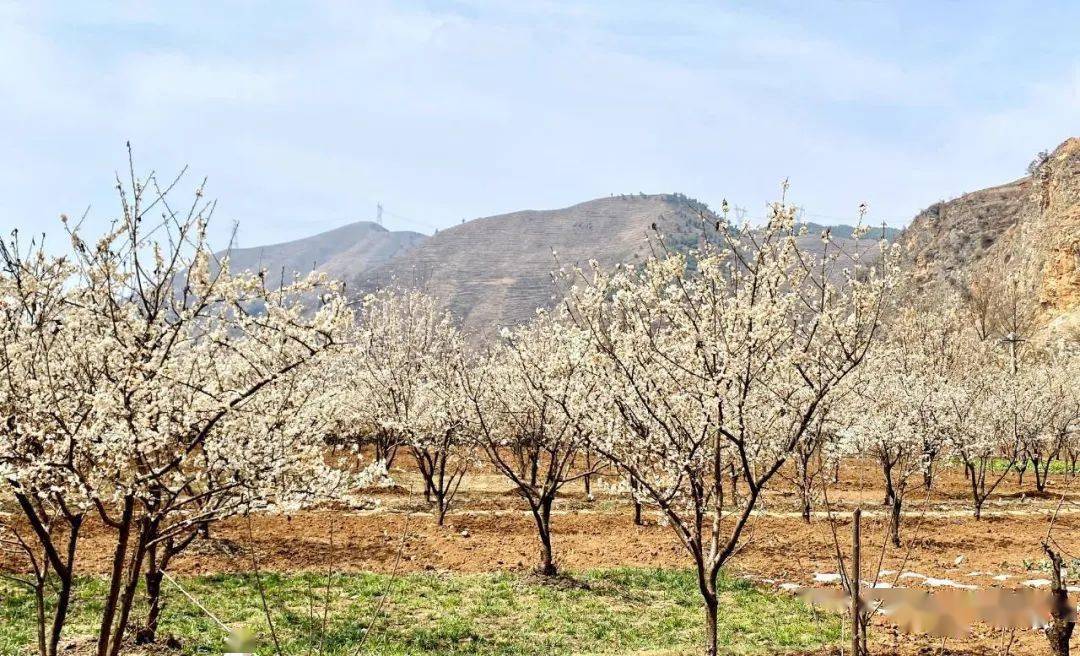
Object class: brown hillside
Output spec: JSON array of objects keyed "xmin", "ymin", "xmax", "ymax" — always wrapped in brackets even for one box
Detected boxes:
[
  {"xmin": 359, "ymin": 194, "xmax": 709, "ymax": 332},
  {"xmin": 218, "ymin": 221, "xmax": 425, "ymax": 284}
]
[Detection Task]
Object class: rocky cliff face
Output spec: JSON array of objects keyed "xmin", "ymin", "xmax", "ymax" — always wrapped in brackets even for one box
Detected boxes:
[{"xmin": 899, "ymin": 137, "xmax": 1080, "ymax": 338}]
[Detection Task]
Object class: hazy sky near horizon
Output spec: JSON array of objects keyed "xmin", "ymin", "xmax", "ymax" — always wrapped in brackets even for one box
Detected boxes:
[{"xmin": 1, "ymin": 1, "xmax": 1077, "ymax": 249}]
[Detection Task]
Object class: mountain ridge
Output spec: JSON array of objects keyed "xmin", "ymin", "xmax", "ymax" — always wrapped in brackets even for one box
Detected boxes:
[
  {"xmin": 220, "ymin": 194, "xmax": 899, "ymax": 333},
  {"xmin": 218, "ymin": 220, "xmax": 425, "ymax": 285},
  {"xmin": 219, "ymin": 137, "xmax": 1078, "ymax": 339}
]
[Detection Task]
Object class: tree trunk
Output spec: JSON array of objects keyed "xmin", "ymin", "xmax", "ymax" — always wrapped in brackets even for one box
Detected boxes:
[
  {"xmin": 137, "ymin": 543, "xmax": 164, "ymax": 644},
  {"xmin": 97, "ymin": 498, "xmax": 134, "ymax": 656},
  {"xmin": 881, "ymin": 463, "xmax": 901, "ymax": 547},
  {"xmin": 728, "ymin": 463, "xmax": 739, "ymax": 506},
  {"xmin": 375, "ymin": 436, "xmax": 398, "ymax": 469},
  {"xmin": 33, "ymin": 580, "xmax": 47, "ymax": 656},
  {"xmin": 45, "ymin": 513, "xmax": 82, "ymax": 656},
  {"xmin": 1043, "ymin": 543, "xmax": 1075, "ymax": 656},
  {"xmin": 583, "ymin": 450, "xmax": 593, "ymax": 500},
  {"xmin": 801, "ymin": 494, "xmax": 812, "ymax": 523},
  {"xmin": 415, "ymin": 445, "xmax": 464, "ymax": 527},
  {"xmin": 435, "ymin": 494, "xmax": 449, "ymax": 526},
  {"xmin": 703, "ymin": 591, "xmax": 719, "ymax": 656},
  {"xmin": 889, "ymin": 495, "xmax": 902, "ymax": 548},
  {"xmin": 533, "ymin": 499, "xmax": 557, "ymax": 576},
  {"xmin": 630, "ymin": 477, "xmax": 643, "ymax": 526},
  {"xmin": 1034, "ymin": 456, "xmax": 1051, "ymax": 493},
  {"xmin": 965, "ymin": 462, "xmax": 984, "ymax": 521},
  {"xmin": 48, "ymin": 573, "xmax": 74, "ymax": 656},
  {"xmin": 107, "ymin": 527, "xmax": 151, "ymax": 656},
  {"xmin": 694, "ymin": 556, "xmax": 720, "ymax": 656}
]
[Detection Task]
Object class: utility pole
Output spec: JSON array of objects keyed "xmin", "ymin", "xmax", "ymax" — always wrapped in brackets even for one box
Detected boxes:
[
  {"xmin": 1000, "ymin": 279, "xmax": 1026, "ymax": 375},
  {"xmin": 1002, "ymin": 331, "xmax": 1024, "ymax": 374}
]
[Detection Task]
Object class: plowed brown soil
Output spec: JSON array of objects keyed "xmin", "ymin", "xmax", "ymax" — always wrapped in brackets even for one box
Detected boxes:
[{"xmin": 4, "ymin": 458, "xmax": 1079, "ymax": 655}]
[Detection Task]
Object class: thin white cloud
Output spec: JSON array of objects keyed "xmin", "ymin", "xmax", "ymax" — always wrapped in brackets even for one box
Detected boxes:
[{"xmin": 0, "ymin": 0, "xmax": 1075, "ymax": 248}]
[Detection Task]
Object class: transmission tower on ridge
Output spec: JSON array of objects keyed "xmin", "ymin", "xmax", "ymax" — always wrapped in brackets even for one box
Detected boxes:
[{"xmin": 376, "ymin": 203, "xmax": 384, "ymax": 226}]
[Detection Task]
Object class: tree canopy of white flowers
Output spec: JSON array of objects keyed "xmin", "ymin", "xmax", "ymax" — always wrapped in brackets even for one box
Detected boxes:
[
  {"xmin": 839, "ymin": 299, "xmax": 963, "ymax": 545},
  {"xmin": 0, "ymin": 165, "xmax": 364, "ymax": 656},
  {"xmin": 333, "ymin": 288, "xmax": 472, "ymax": 524},
  {"xmin": 563, "ymin": 194, "xmax": 898, "ymax": 656},
  {"xmin": 462, "ymin": 310, "xmax": 599, "ymax": 575},
  {"xmin": 925, "ymin": 298, "xmax": 1073, "ymax": 519},
  {"xmin": 6, "ymin": 163, "xmax": 1080, "ymax": 656}
]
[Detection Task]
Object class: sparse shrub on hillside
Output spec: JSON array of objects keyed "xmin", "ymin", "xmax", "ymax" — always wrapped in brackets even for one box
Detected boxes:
[{"xmin": 1028, "ymin": 149, "xmax": 1051, "ymax": 175}]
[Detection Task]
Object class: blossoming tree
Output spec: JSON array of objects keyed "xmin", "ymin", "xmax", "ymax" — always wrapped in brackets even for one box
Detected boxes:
[
  {"xmin": 333, "ymin": 288, "xmax": 472, "ymax": 524},
  {"xmin": 565, "ymin": 195, "xmax": 896, "ymax": 656},
  {"xmin": 841, "ymin": 299, "xmax": 959, "ymax": 545},
  {"xmin": 462, "ymin": 311, "xmax": 598, "ymax": 575},
  {"xmin": 0, "ymin": 164, "xmax": 358, "ymax": 656}
]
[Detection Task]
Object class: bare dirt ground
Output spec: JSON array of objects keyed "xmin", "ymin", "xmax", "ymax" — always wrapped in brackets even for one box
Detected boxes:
[{"xmin": 4, "ymin": 459, "xmax": 1079, "ymax": 655}]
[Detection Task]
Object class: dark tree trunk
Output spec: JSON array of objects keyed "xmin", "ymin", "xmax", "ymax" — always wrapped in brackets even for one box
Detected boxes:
[
  {"xmin": 374, "ymin": 435, "xmax": 399, "ymax": 469},
  {"xmin": 139, "ymin": 569, "xmax": 164, "ymax": 644},
  {"xmin": 696, "ymin": 560, "xmax": 719, "ymax": 656},
  {"xmin": 728, "ymin": 462, "xmax": 739, "ymax": 506},
  {"xmin": 583, "ymin": 450, "xmax": 593, "ymax": 500},
  {"xmin": 965, "ymin": 462, "xmax": 984, "ymax": 521},
  {"xmin": 1033, "ymin": 455, "xmax": 1054, "ymax": 493},
  {"xmin": 881, "ymin": 460, "xmax": 901, "ymax": 547},
  {"xmin": 703, "ymin": 592, "xmax": 718, "ymax": 656},
  {"xmin": 107, "ymin": 525, "xmax": 151, "ymax": 656},
  {"xmin": 137, "ymin": 539, "xmax": 167, "ymax": 644},
  {"xmin": 889, "ymin": 495, "xmax": 902, "ymax": 548},
  {"xmin": 1043, "ymin": 544, "xmax": 1075, "ymax": 655},
  {"xmin": 629, "ymin": 477, "xmax": 644, "ymax": 525},
  {"xmin": 532, "ymin": 498, "xmax": 557, "ymax": 576},
  {"xmin": 922, "ymin": 448, "xmax": 936, "ymax": 491},
  {"xmin": 97, "ymin": 498, "xmax": 134, "ymax": 656},
  {"xmin": 47, "ymin": 514, "xmax": 82, "ymax": 656},
  {"xmin": 414, "ymin": 444, "xmax": 465, "ymax": 527},
  {"xmin": 33, "ymin": 580, "xmax": 47, "ymax": 656},
  {"xmin": 138, "ymin": 526, "xmax": 198, "ymax": 645}
]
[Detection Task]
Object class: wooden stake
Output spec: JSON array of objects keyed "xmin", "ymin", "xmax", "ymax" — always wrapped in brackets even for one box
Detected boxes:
[{"xmin": 851, "ymin": 507, "xmax": 861, "ymax": 656}]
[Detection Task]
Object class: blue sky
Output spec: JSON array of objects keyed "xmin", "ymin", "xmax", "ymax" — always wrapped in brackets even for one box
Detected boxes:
[{"xmin": 1, "ymin": 1, "xmax": 1077, "ymax": 249}]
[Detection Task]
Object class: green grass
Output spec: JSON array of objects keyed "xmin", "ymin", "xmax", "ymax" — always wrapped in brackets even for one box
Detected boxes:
[
  {"xmin": 988, "ymin": 458, "xmax": 1075, "ymax": 474},
  {"xmin": 0, "ymin": 568, "xmax": 838, "ymax": 655}
]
